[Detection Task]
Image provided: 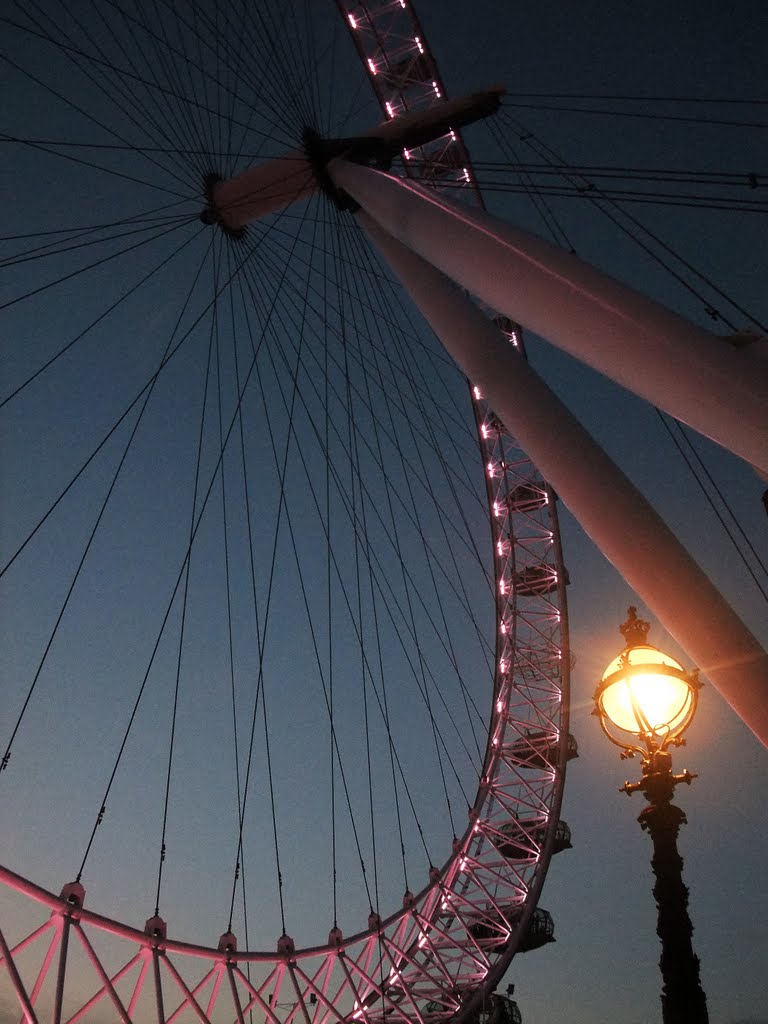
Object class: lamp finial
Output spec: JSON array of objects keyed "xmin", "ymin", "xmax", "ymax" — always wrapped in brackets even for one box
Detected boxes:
[{"xmin": 620, "ymin": 606, "xmax": 650, "ymax": 648}]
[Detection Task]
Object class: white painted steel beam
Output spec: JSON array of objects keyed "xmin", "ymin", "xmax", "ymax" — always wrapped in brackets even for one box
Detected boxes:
[
  {"xmin": 206, "ymin": 88, "xmax": 503, "ymax": 233},
  {"xmin": 210, "ymin": 152, "xmax": 316, "ymax": 232},
  {"xmin": 356, "ymin": 211, "xmax": 768, "ymax": 748},
  {"xmin": 329, "ymin": 158, "xmax": 768, "ymax": 476}
]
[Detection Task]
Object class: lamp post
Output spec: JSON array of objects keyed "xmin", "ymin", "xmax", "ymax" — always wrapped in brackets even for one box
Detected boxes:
[{"xmin": 593, "ymin": 607, "xmax": 709, "ymax": 1024}]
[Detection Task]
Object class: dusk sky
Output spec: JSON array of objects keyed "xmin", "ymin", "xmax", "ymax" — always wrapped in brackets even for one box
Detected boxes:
[{"xmin": 1, "ymin": 3, "xmax": 767, "ymax": 1024}]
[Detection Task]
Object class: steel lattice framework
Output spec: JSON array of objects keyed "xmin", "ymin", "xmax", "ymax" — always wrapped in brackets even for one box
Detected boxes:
[{"xmin": 0, "ymin": 2, "xmax": 573, "ymax": 1022}]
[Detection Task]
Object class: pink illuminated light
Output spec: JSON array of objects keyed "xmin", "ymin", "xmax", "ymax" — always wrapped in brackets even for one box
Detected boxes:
[{"xmin": 347, "ymin": 13, "xmax": 358, "ymax": 28}]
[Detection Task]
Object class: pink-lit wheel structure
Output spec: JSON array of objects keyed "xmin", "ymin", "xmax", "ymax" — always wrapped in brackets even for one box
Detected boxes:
[{"xmin": 0, "ymin": 4, "xmax": 572, "ymax": 1024}]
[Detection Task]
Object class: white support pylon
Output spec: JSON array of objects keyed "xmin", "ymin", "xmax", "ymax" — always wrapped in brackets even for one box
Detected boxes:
[
  {"xmin": 354, "ymin": 210, "xmax": 768, "ymax": 749},
  {"xmin": 329, "ymin": 158, "xmax": 768, "ymax": 477}
]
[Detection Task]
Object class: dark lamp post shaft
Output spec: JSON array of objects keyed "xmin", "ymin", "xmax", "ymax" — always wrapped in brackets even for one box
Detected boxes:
[
  {"xmin": 632, "ymin": 757, "xmax": 709, "ymax": 1024},
  {"xmin": 597, "ymin": 611, "xmax": 709, "ymax": 1024}
]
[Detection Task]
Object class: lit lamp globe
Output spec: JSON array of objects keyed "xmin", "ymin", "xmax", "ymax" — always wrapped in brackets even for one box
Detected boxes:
[
  {"xmin": 594, "ymin": 607, "xmax": 700, "ymax": 757},
  {"xmin": 592, "ymin": 608, "xmax": 709, "ymax": 1023}
]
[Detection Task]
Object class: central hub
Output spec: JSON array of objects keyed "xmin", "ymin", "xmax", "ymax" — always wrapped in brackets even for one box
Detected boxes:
[
  {"xmin": 199, "ymin": 172, "xmax": 247, "ymax": 240},
  {"xmin": 197, "ymin": 85, "xmax": 504, "ymax": 233},
  {"xmin": 302, "ymin": 128, "xmax": 394, "ymax": 211}
]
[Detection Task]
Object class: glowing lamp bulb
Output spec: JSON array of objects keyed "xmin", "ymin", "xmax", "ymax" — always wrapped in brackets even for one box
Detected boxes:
[
  {"xmin": 594, "ymin": 607, "xmax": 699, "ymax": 753},
  {"xmin": 600, "ymin": 648, "xmax": 691, "ymax": 733}
]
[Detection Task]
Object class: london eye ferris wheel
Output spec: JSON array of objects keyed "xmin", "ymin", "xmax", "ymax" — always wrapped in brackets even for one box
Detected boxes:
[{"xmin": 1, "ymin": 3, "xmax": 766, "ymax": 1024}]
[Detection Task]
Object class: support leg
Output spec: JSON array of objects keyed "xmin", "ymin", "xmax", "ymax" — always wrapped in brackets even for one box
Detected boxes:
[
  {"xmin": 330, "ymin": 158, "xmax": 768, "ymax": 475},
  {"xmin": 355, "ymin": 211, "xmax": 768, "ymax": 747}
]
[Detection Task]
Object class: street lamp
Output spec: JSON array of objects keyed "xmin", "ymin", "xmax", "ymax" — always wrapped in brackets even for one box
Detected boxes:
[{"xmin": 593, "ymin": 607, "xmax": 709, "ymax": 1024}]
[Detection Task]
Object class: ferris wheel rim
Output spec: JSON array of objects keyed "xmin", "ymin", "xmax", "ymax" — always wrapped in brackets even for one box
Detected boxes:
[{"xmin": 0, "ymin": 0, "xmax": 572, "ymax": 1014}]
